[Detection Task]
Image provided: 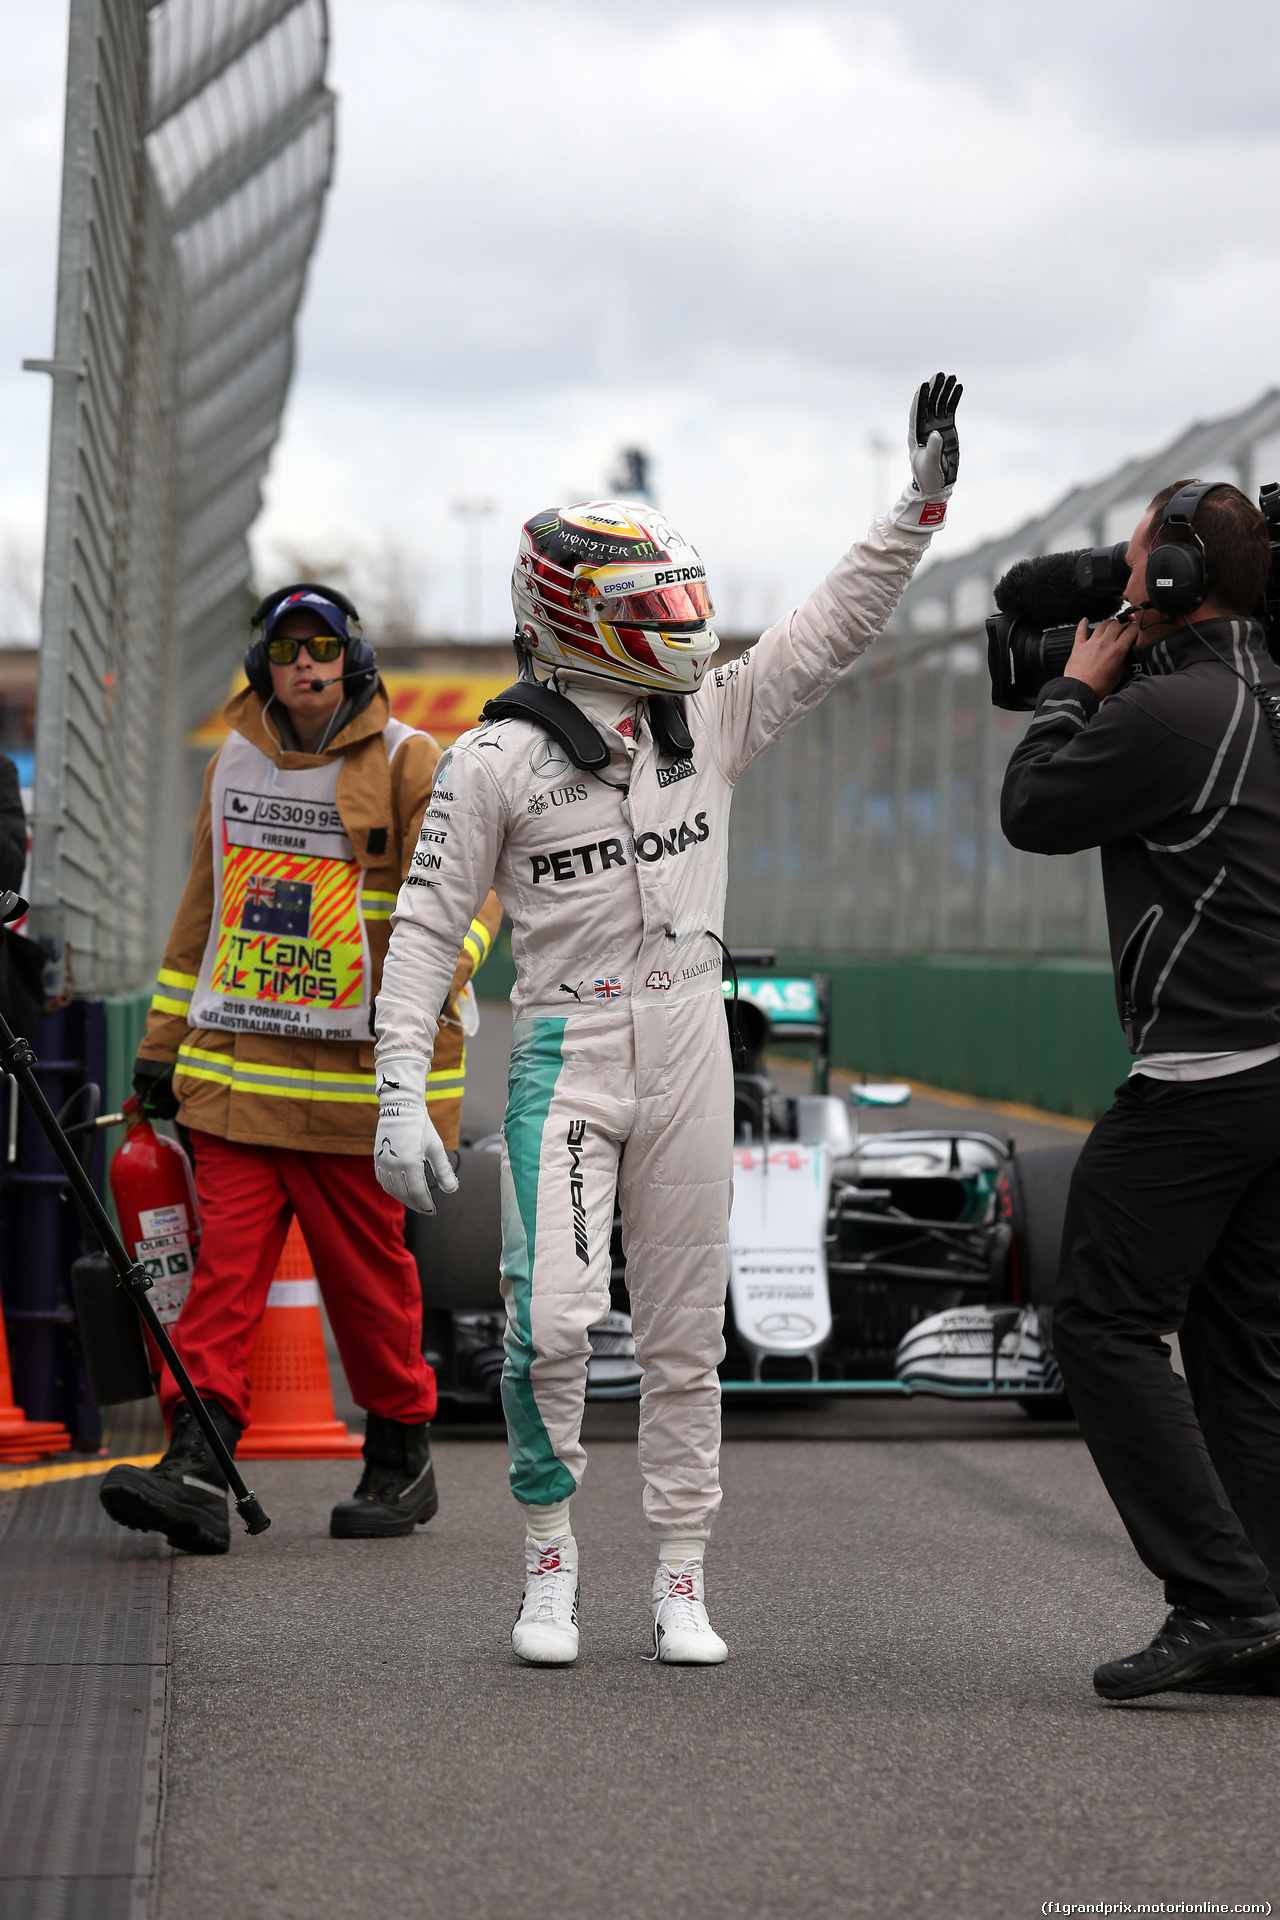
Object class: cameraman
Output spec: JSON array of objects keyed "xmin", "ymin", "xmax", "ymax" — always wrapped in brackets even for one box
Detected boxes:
[{"xmin": 1001, "ymin": 482, "xmax": 1280, "ymax": 1699}]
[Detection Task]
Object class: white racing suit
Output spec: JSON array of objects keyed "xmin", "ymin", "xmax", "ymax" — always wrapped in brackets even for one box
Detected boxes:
[{"xmin": 376, "ymin": 512, "xmax": 935, "ymax": 1530}]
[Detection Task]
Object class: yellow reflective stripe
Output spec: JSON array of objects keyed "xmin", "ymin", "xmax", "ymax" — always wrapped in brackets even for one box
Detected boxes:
[
  {"xmin": 426, "ymin": 1041, "xmax": 466, "ymax": 1103},
  {"xmin": 426, "ymin": 1076, "xmax": 466, "ymax": 1102},
  {"xmin": 463, "ymin": 916, "xmax": 493, "ymax": 973},
  {"xmin": 175, "ymin": 1043, "xmax": 469, "ymax": 1106},
  {"xmin": 151, "ymin": 967, "xmax": 196, "ymax": 1018},
  {"xmin": 360, "ymin": 888, "xmax": 397, "ymax": 922},
  {"xmin": 232, "ymin": 1069, "xmax": 378, "ymax": 1104},
  {"xmin": 175, "ymin": 1044, "xmax": 380, "ymax": 1104},
  {"xmin": 176, "ymin": 1043, "xmax": 235, "ymax": 1087},
  {"xmin": 212, "ymin": 1056, "xmax": 369, "ymax": 1087}
]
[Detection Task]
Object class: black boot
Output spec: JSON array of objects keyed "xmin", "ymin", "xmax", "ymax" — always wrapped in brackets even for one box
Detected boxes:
[
  {"xmin": 1176, "ymin": 1648, "xmax": 1280, "ymax": 1695},
  {"xmin": 1093, "ymin": 1607, "xmax": 1280, "ymax": 1700},
  {"xmin": 99, "ymin": 1400, "xmax": 241, "ymax": 1556},
  {"xmin": 329, "ymin": 1413, "xmax": 438, "ymax": 1539}
]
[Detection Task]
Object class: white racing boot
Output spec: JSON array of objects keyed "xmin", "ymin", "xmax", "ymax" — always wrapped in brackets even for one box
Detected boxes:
[
  {"xmin": 512, "ymin": 1533, "xmax": 580, "ymax": 1666},
  {"xmin": 650, "ymin": 1558, "xmax": 728, "ymax": 1665}
]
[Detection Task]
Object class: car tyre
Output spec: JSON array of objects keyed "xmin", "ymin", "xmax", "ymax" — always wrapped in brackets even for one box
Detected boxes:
[{"xmin": 1008, "ymin": 1142, "xmax": 1084, "ymax": 1424}]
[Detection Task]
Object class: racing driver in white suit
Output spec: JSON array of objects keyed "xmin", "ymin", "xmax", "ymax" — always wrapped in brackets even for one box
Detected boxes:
[{"xmin": 375, "ymin": 374, "xmax": 962, "ymax": 1665}]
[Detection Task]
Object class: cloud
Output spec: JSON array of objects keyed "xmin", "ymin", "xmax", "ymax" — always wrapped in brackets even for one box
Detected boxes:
[
  {"xmin": 4, "ymin": 2, "xmax": 1280, "ymax": 635},
  {"xmin": 0, "ymin": 4, "xmax": 67, "ymax": 552},
  {"xmin": 256, "ymin": 0, "xmax": 1280, "ymax": 627},
  {"xmin": 302, "ymin": 1, "xmax": 1280, "ymax": 398}
]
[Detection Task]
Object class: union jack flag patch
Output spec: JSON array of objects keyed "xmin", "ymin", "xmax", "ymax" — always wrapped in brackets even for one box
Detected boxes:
[{"xmin": 594, "ymin": 977, "xmax": 622, "ymax": 1000}]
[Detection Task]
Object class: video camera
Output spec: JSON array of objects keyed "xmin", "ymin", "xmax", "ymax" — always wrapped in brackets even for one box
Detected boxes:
[{"xmin": 984, "ymin": 482, "xmax": 1280, "ymax": 712}]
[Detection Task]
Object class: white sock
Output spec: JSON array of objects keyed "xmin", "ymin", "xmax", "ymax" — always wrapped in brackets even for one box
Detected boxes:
[
  {"xmin": 525, "ymin": 1498, "xmax": 572, "ymax": 1543},
  {"xmin": 658, "ymin": 1534, "xmax": 706, "ymax": 1569}
]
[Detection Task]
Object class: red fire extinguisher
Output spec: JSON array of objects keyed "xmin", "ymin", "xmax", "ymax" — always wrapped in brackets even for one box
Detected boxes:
[{"xmin": 109, "ymin": 1105, "xmax": 201, "ymax": 1374}]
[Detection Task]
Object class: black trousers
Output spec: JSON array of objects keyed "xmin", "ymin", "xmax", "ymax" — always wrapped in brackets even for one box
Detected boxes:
[{"xmin": 1054, "ymin": 1057, "xmax": 1280, "ymax": 1618}]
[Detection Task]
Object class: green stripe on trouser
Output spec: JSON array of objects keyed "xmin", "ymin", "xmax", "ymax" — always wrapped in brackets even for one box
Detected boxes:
[{"xmin": 500, "ymin": 1016, "xmax": 577, "ymax": 1505}]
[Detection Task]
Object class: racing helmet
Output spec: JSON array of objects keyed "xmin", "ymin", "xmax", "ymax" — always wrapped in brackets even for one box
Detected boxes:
[{"xmin": 511, "ymin": 500, "xmax": 719, "ymax": 695}]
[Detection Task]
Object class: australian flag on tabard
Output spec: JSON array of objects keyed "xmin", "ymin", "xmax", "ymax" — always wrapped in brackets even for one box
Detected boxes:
[{"xmin": 240, "ymin": 874, "xmax": 313, "ymax": 937}]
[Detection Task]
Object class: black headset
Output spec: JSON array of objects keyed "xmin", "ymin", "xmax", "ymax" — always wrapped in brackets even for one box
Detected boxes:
[
  {"xmin": 244, "ymin": 582, "xmax": 377, "ymax": 700},
  {"xmin": 1145, "ymin": 481, "xmax": 1232, "ymax": 618}
]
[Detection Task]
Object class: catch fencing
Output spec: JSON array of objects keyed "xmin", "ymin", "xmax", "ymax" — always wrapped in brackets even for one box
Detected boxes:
[
  {"xmin": 28, "ymin": 0, "xmax": 334, "ymax": 995},
  {"xmin": 725, "ymin": 628, "xmax": 1108, "ymax": 959},
  {"xmin": 725, "ymin": 391, "xmax": 1280, "ymax": 964}
]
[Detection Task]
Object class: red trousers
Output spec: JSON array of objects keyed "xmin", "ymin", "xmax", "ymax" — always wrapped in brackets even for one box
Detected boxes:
[{"xmin": 159, "ymin": 1132, "xmax": 437, "ymax": 1431}]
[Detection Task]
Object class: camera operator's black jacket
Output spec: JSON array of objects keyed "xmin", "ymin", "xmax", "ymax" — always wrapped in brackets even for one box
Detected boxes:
[{"xmin": 1001, "ymin": 617, "xmax": 1280, "ymax": 1055}]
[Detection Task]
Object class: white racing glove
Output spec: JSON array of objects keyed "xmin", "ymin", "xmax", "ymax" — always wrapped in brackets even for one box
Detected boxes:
[
  {"xmin": 889, "ymin": 371, "xmax": 962, "ymax": 532},
  {"xmin": 374, "ymin": 1054, "xmax": 459, "ymax": 1215}
]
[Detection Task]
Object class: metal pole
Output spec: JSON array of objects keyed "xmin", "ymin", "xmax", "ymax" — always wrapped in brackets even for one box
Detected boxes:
[
  {"xmin": 819, "ymin": 689, "xmax": 847, "ymax": 952},
  {"xmin": 976, "ymin": 691, "xmax": 994, "ymax": 948},
  {"xmin": 861, "ymin": 674, "xmax": 885, "ymax": 947},
  {"xmin": 934, "ymin": 645, "xmax": 954, "ymax": 950},
  {"xmin": 452, "ymin": 498, "xmax": 495, "ymax": 638},
  {"xmin": 868, "ymin": 431, "xmax": 892, "ymax": 523},
  {"xmin": 891, "ymin": 667, "xmax": 914, "ymax": 951}
]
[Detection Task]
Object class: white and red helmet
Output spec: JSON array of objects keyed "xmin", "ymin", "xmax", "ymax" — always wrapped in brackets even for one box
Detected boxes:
[{"xmin": 511, "ymin": 500, "xmax": 718, "ymax": 694}]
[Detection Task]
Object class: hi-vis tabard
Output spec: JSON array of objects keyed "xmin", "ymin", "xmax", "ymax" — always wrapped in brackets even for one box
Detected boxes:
[{"xmin": 188, "ymin": 730, "xmax": 408, "ymax": 1041}]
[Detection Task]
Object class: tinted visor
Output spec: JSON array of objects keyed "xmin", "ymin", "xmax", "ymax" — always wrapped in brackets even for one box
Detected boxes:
[{"xmin": 571, "ymin": 577, "xmax": 714, "ymax": 630}]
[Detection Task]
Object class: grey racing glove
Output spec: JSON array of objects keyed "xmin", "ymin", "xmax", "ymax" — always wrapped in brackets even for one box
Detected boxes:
[
  {"xmin": 890, "ymin": 371, "xmax": 962, "ymax": 531},
  {"xmin": 373, "ymin": 1054, "xmax": 458, "ymax": 1215}
]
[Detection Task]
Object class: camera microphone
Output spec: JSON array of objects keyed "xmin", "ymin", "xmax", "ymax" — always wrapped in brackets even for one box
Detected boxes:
[
  {"xmin": 993, "ymin": 546, "xmax": 1127, "ymax": 630},
  {"xmin": 987, "ymin": 542, "xmax": 1131, "ymax": 711}
]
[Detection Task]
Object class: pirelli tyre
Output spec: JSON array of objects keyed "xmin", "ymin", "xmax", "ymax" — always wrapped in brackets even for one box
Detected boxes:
[{"xmin": 1005, "ymin": 1142, "xmax": 1084, "ymax": 1420}]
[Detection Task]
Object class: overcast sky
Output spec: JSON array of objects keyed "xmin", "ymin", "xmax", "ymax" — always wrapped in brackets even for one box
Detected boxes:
[{"xmin": 3, "ymin": 0, "xmax": 1280, "ymax": 636}]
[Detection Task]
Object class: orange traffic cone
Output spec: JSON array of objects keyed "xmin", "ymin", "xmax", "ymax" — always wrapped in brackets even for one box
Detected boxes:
[
  {"xmin": 0, "ymin": 1302, "xmax": 71, "ymax": 1462},
  {"xmin": 237, "ymin": 1219, "xmax": 364, "ymax": 1460}
]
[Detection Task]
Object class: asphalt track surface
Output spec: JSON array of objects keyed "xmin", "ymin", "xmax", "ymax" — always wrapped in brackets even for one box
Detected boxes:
[
  {"xmin": 16, "ymin": 1004, "xmax": 1277, "ymax": 1918},
  {"xmin": 146, "ymin": 1007, "xmax": 1280, "ymax": 1918},
  {"xmin": 155, "ymin": 1407, "xmax": 1280, "ymax": 1920}
]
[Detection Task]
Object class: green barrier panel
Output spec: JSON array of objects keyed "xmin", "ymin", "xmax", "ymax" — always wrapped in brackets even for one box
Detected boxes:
[
  {"xmin": 475, "ymin": 934, "xmax": 1130, "ymax": 1120},
  {"xmin": 778, "ymin": 952, "xmax": 1130, "ymax": 1121},
  {"xmin": 104, "ymin": 989, "xmax": 152, "ymax": 1118},
  {"xmin": 474, "ymin": 933, "xmax": 516, "ymax": 1003}
]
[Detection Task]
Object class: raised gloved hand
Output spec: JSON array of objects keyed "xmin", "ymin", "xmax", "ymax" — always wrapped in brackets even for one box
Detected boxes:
[
  {"xmin": 890, "ymin": 371, "xmax": 962, "ymax": 531},
  {"xmin": 132, "ymin": 1056, "xmax": 181, "ymax": 1121},
  {"xmin": 373, "ymin": 1054, "xmax": 459, "ymax": 1215}
]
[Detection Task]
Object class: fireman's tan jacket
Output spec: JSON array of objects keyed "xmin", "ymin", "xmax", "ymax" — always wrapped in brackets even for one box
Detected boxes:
[{"xmin": 138, "ymin": 683, "xmax": 503, "ymax": 1155}]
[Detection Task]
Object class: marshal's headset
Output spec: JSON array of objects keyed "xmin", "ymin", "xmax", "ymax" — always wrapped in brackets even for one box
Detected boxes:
[
  {"xmin": 244, "ymin": 582, "xmax": 378, "ymax": 701},
  {"xmin": 1144, "ymin": 480, "xmax": 1231, "ymax": 618}
]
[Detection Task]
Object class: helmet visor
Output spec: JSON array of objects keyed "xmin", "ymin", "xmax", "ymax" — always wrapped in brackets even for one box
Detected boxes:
[{"xmin": 571, "ymin": 576, "xmax": 715, "ymax": 630}]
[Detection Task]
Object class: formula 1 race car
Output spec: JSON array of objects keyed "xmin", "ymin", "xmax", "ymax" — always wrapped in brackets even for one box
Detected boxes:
[{"xmin": 408, "ymin": 960, "xmax": 1081, "ymax": 1418}]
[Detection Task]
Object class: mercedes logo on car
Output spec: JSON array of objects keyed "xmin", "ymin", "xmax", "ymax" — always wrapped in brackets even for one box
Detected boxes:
[
  {"xmin": 756, "ymin": 1313, "xmax": 817, "ymax": 1341},
  {"xmin": 529, "ymin": 738, "xmax": 571, "ymax": 779}
]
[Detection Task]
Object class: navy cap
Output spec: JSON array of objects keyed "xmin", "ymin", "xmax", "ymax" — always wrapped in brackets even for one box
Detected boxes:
[{"xmin": 262, "ymin": 589, "xmax": 351, "ymax": 643}]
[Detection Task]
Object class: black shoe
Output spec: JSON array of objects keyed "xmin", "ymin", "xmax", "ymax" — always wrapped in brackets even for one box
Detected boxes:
[
  {"xmin": 1176, "ymin": 1648, "xmax": 1280, "ymax": 1696},
  {"xmin": 99, "ymin": 1400, "xmax": 242, "ymax": 1556},
  {"xmin": 1093, "ymin": 1607, "xmax": 1280, "ymax": 1700},
  {"xmin": 329, "ymin": 1413, "xmax": 438, "ymax": 1539}
]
